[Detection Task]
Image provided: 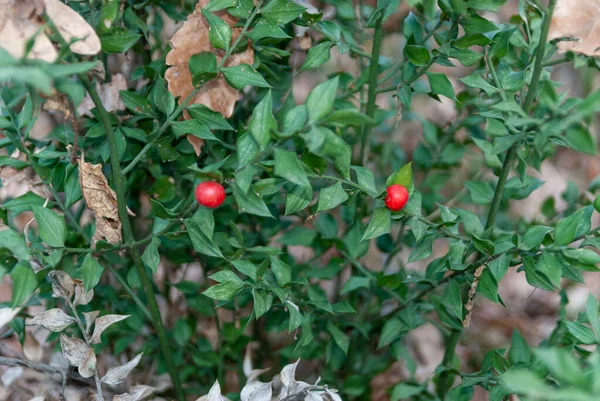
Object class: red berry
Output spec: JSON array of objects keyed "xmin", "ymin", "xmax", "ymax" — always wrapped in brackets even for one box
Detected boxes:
[
  {"xmin": 384, "ymin": 184, "xmax": 409, "ymax": 211},
  {"xmin": 195, "ymin": 181, "xmax": 226, "ymax": 208}
]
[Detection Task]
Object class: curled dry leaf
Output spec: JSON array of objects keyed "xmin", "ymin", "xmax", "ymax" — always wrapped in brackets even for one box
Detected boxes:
[
  {"xmin": 241, "ymin": 381, "xmax": 272, "ymax": 401},
  {"xmin": 25, "ymin": 308, "xmax": 76, "ymax": 332},
  {"xmin": 0, "ymin": 0, "xmax": 100, "ymax": 62},
  {"xmin": 0, "ymin": 308, "xmax": 20, "ymax": 331},
  {"xmin": 90, "ymin": 314, "xmax": 129, "ymax": 344},
  {"xmin": 188, "ymin": 134, "xmax": 205, "ymax": 157},
  {"xmin": 113, "ymin": 385, "xmax": 156, "ymax": 401},
  {"xmin": 77, "ymin": 73, "xmax": 127, "ymax": 117},
  {"xmin": 195, "ymin": 380, "xmax": 227, "ymax": 401},
  {"xmin": 165, "ymin": 0, "xmax": 255, "ymax": 118},
  {"xmin": 60, "ymin": 333, "xmax": 90, "ymax": 367},
  {"xmin": 48, "ymin": 270, "xmax": 75, "ymax": 300},
  {"xmin": 78, "ymin": 348, "xmax": 97, "ymax": 378},
  {"xmin": 78, "ymin": 158, "xmax": 135, "ymax": 246},
  {"xmin": 73, "ymin": 280, "xmax": 94, "ymax": 307},
  {"xmin": 83, "ymin": 310, "xmax": 100, "ymax": 335},
  {"xmin": 549, "ymin": 0, "xmax": 600, "ymax": 56},
  {"xmin": 100, "ymin": 352, "xmax": 143, "ymax": 385}
]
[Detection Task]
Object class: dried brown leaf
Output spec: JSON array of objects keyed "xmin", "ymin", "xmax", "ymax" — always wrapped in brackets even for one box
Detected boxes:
[
  {"xmin": 60, "ymin": 333, "xmax": 90, "ymax": 367},
  {"xmin": 188, "ymin": 134, "xmax": 205, "ymax": 156},
  {"xmin": 78, "ymin": 348, "xmax": 97, "ymax": 378},
  {"xmin": 77, "ymin": 73, "xmax": 127, "ymax": 117},
  {"xmin": 90, "ymin": 314, "xmax": 129, "ymax": 344},
  {"xmin": 78, "ymin": 158, "xmax": 135, "ymax": 246},
  {"xmin": 25, "ymin": 308, "xmax": 76, "ymax": 332},
  {"xmin": 549, "ymin": 0, "xmax": 600, "ymax": 56},
  {"xmin": 165, "ymin": 0, "xmax": 254, "ymax": 119},
  {"xmin": 83, "ymin": 310, "xmax": 100, "ymax": 335},
  {"xmin": 0, "ymin": 308, "xmax": 20, "ymax": 331},
  {"xmin": 48, "ymin": 270, "xmax": 75, "ymax": 300},
  {"xmin": 0, "ymin": 0, "xmax": 100, "ymax": 62},
  {"xmin": 113, "ymin": 385, "xmax": 156, "ymax": 401},
  {"xmin": 73, "ymin": 280, "xmax": 94, "ymax": 307},
  {"xmin": 43, "ymin": 0, "xmax": 101, "ymax": 55},
  {"xmin": 101, "ymin": 352, "xmax": 143, "ymax": 385}
]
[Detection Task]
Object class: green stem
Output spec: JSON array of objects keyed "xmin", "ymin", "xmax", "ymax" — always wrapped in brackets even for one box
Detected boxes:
[
  {"xmin": 375, "ymin": 56, "xmax": 438, "ymax": 94},
  {"xmin": 78, "ymin": 76, "xmax": 186, "ymax": 401},
  {"xmin": 359, "ymin": 12, "xmax": 384, "ymax": 164},
  {"xmin": 436, "ymin": 330, "xmax": 461, "ymax": 397}
]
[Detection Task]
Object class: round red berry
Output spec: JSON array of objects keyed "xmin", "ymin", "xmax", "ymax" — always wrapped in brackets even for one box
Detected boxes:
[
  {"xmin": 384, "ymin": 184, "xmax": 409, "ymax": 211},
  {"xmin": 195, "ymin": 181, "xmax": 226, "ymax": 208}
]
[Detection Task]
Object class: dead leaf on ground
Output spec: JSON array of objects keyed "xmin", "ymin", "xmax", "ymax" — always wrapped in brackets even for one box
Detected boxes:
[
  {"xmin": 549, "ymin": 0, "xmax": 600, "ymax": 56},
  {"xmin": 78, "ymin": 157, "xmax": 135, "ymax": 246},
  {"xmin": 165, "ymin": 0, "xmax": 255, "ymax": 153},
  {"xmin": 78, "ymin": 73, "xmax": 127, "ymax": 117},
  {"xmin": 0, "ymin": 0, "xmax": 100, "ymax": 62}
]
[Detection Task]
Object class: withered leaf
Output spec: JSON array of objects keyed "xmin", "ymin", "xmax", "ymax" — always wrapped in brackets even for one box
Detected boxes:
[
  {"xmin": 25, "ymin": 308, "xmax": 76, "ymax": 332},
  {"xmin": 83, "ymin": 310, "xmax": 100, "ymax": 335},
  {"xmin": 240, "ymin": 381, "xmax": 272, "ymax": 401},
  {"xmin": 188, "ymin": 134, "xmax": 205, "ymax": 156},
  {"xmin": 90, "ymin": 314, "xmax": 129, "ymax": 344},
  {"xmin": 113, "ymin": 385, "xmax": 156, "ymax": 401},
  {"xmin": 60, "ymin": 333, "xmax": 90, "ymax": 367},
  {"xmin": 0, "ymin": 307, "xmax": 20, "ymax": 331},
  {"xmin": 549, "ymin": 0, "xmax": 600, "ymax": 56},
  {"xmin": 78, "ymin": 348, "xmax": 97, "ymax": 378},
  {"xmin": 101, "ymin": 352, "xmax": 143, "ymax": 385},
  {"xmin": 48, "ymin": 270, "xmax": 75, "ymax": 300},
  {"xmin": 165, "ymin": 0, "xmax": 254, "ymax": 119},
  {"xmin": 73, "ymin": 280, "xmax": 94, "ymax": 307},
  {"xmin": 78, "ymin": 158, "xmax": 135, "ymax": 246},
  {"xmin": 0, "ymin": 0, "xmax": 100, "ymax": 62}
]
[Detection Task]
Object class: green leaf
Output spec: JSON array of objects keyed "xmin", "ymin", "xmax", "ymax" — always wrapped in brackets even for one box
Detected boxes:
[
  {"xmin": 0, "ymin": 62, "xmax": 53, "ymax": 94},
  {"xmin": 237, "ymin": 133, "xmax": 260, "ymax": 169},
  {"xmin": 32, "ymin": 206, "xmax": 66, "ymax": 248},
  {"xmin": 80, "ymin": 254, "xmax": 105, "ymax": 292},
  {"xmin": 317, "ymin": 181, "xmax": 348, "ymax": 212},
  {"xmin": 261, "ymin": 0, "xmax": 305, "ymax": 24},
  {"xmin": 586, "ymin": 295, "xmax": 600, "ymax": 339},
  {"xmin": 324, "ymin": 108, "xmax": 377, "ymax": 126},
  {"xmin": 459, "ymin": 74, "xmax": 497, "ymax": 96},
  {"xmin": 252, "ymin": 289, "xmax": 270, "ymax": 318},
  {"xmin": 306, "ymin": 76, "xmax": 339, "ymax": 122},
  {"xmin": 171, "ymin": 119, "xmax": 218, "ymax": 141},
  {"xmin": 537, "ymin": 252, "xmax": 562, "ymax": 289},
  {"xmin": 386, "ymin": 162, "xmax": 413, "ymax": 195},
  {"xmin": 221, "ymin": 64, "xmax": 271, "ymax": 90},
  {"xmin": 206, "ymin": 0, "xmax": 238, "ymax": 11},
  {"xmin": 427, "ymin": 72, "xmax": 456, "ymax": 100},
  {"xmin": 378, "ymin": 318, "xmax": 403, "ymax": 348},
  {"xmin": 404, "ymin": 45, "xmax": 430, "ymax": 66},
  {"xmin": 11, "ymin": 263, "xmax": 37, "ymax": 307},
  {"xmin": 230, "ymin": 182, "xmax": 274, "ymax": 218},
  {"xmin": 442, "ymin": 279, "xmax": 463, "ymax": 319},
  {"xmin": 248, "ymin": 91, "xmax": 276, "ymax": 149},
  {"xmin": 285, "ymin": 185, "xmax": 313, "ymax": 215},
  {"xmin": 187, "ymin": 104, "xmax": 233, "ymax": 130},
  {"xmin": 533, "ymin": 348, "xmax": 584, "ymax": 386},
  {"xmin": 520, "ymin": 226, "xmax": 552, "ymax": 251},
  {"xmin": 300, "ymin": 41, "xmax": 333, "ymax": 72},
  {"xmin": 202, "ymin": 9, "xmax": 232, "ymax": 50},
  {"xmin": 141, "ymin": 237, "xmax": 161, "ymax": 273},
  {"xmin": 245, "ymin": 19, "xmax": 290, "ymax": 42},
  {"xmin": 119, "ymin": 90, "xmax": 156, "ymax": 116},
  {"xmin": 281, "ymin": 105, "xmax": 308, "ymax": 136},
  {"xmin": 340, "ymin": 276, "xmax": 370, "ymax": 294},
  {"xmin": 391, "ymin": 384, "xmax": 423, "ymax": 401},
  {"xmin": 408, "ymin": 234, "xmax": 434, "ymax": 263},
  {"xmin": 562, "ymin": 248, "xmax": 600, "ymax": 265},
  {"xmin": 523, "ymin": 255, "xmax": 555, "ymax": 291},
  {"xmin": 477, "ymin": 267, "xmax": 499, "ymax": 303},
  {"xmin": 188, "ymin": 52, "xmax": 218, "ymax": 87},
  {"xmin": 304, "ymin": 126, "xmax": 351, "ymax": 178},
  {"xmin": 565, "ymin": 321, "xmax": 597, "ymax": 344},
  {"xmin": 327, "ymin": 321, "xmax": 350, "ymax": 354},
  {"xmin": 269, "ymin": 256, "xmax": 291, "ymax": 286},
  {"xmin": 455, "ymin": 208, "xmax": 484, "ymax": 236},
  {"xmin": 351, "ymin": 166, "xmax": 378, "ymax": 196},
  {"xmin": 274, "ymin": 148, "xmax": 309, "ymax": 186},
  {"xmin": 100, "ymin": 28, "xmax": 141, "ymax": 53},
  {"xmin": 361, "ymin": 208, "xmax": 391, "ymax": 241},
  {"xmin": 231, "ymin": 260, "xmax": 257, "ymax": 281},
  {"xmin": 153, "ymin": 77, "xmax": 175, "ymax": 115},
  {"xmin": 203, "ymin": 281, "xmax": 244, "ymax": 301},
  {"xmin": 407, "ymin": 216, "xmax": 428, "ymax": 242},
  {"xmin": 554, "ymin": 206, "xmax": 593, "ymax": 245},
  {"xmin": 465, "ymin": 180, "xmax": 494, "ymax": 205},
  {"xmin": 0, "ymin": 229, "xmax": 29, "ymax": 261},
  {"xmin": 185, "ymin": 220, "xmax": 224, "ymax": 258},
  {"xmin": 285, "ymin": 300, "xmax": 302, "ymax": 332},
  {"xmin": 278, "ymin": 227, "xmax": 316, "ymax": 246}
]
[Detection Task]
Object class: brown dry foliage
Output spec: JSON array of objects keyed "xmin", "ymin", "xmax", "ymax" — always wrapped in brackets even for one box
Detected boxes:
[
  {"xmin": 549, "ymin": 0, "xmax": 600, "ymax": 56},
  {"xmin": 0, "ymin": 0, "xmax": 100, "ymax": 62},
  {"xmin": 78, "ymin": 158, "xmax": 134, "ymax": 246}
]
